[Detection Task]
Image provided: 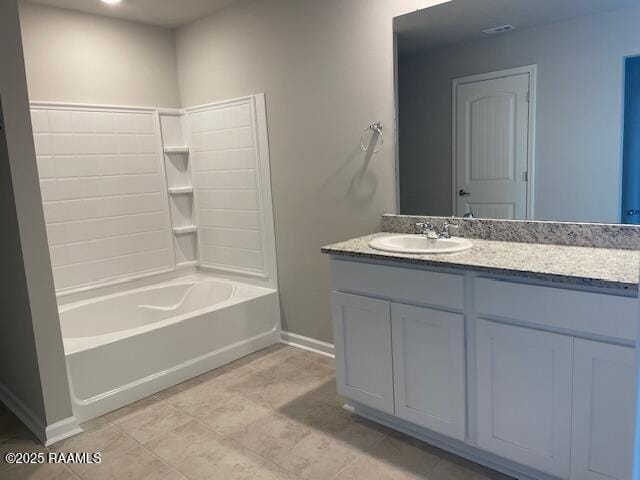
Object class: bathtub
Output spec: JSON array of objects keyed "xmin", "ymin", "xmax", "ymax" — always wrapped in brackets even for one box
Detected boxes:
[{"xmin": 59, "ymin": 274, "xmax": 280, "ymax": 422}]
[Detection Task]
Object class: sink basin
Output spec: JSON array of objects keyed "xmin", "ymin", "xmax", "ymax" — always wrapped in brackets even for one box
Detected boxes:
[{"xmin": 369, "ymin": 235, "xmax": 472, "ymax": 254}]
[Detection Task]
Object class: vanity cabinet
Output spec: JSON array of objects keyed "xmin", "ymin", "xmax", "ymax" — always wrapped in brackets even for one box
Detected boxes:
[
  {"xmin": 331, "ymin": 292, "xmax": 466, "ymax": 423},
  {"xmin": 391, "ymin": 303, "xmax": 466, "ymax": 440},
  {"xmin": 332, "ymin": 292, "xmax": 394, "ymax": 414},
  {"xmin": 570, "ymin": 339, "xmax": 636, "ymax": 480},
  {"xmin": 476, "ymin": 320, "xmax": 573, "ymax": 478},
  {"xmin": 329, "ymin": 258, "xmax": 637, "ymax": 480},
  {"xmin": 332, "ymin": 261, "xmax": 468, "ymax": 437}
]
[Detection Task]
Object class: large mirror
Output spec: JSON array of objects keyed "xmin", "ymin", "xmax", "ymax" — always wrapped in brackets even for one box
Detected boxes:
[{"xmin": 394, "ymin": 0, "xmax": 640, "ymax": 223}]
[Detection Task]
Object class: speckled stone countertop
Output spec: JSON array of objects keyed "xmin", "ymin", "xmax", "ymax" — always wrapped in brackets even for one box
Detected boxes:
[{"xmin": 322, "ymin": 233, "xmax": 640, "ymax": 292}]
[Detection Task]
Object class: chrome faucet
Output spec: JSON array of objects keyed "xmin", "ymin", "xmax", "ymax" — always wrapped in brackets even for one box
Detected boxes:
[
  {"xmin": 415, "ymin": 222, "xmax": 438, "ymax": 238},
  {"xmin": 416, "ymin": 221, "xmax": 459, "ymax": 239},
  {"xmin": 439, "ymin": 221, "xmax": 459, "ymax": 239}
]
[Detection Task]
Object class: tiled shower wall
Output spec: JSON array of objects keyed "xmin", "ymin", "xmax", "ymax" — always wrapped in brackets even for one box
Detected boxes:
[
  {"xmin": 31, "ymin": 106, "xmax": 174, "ymax": 291},
  {"xmin": 187, "ymin": 99, "xmax": 268, "ymax": 275}
]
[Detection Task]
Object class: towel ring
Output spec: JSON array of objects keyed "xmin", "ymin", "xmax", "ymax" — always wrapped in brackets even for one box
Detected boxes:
[{"xmin": 360, "ymin": 122, "xmax": 384, "ymax": 154}]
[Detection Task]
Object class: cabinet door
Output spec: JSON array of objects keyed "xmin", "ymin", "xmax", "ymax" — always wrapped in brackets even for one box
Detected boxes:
[
  {"xmin": 476, "ymin": 319, "xmax": 573, "ymax": 479},
  {"xmin": 391, "ymin": 303, "xmax": 466, "ymax": 440},
  {"xmin": 332, "ymin": 292, "xmax": 394, "ymax": 414},
  {"xmin": 571, "ymin": 339, "xmax": 636, "ymax": 480}
]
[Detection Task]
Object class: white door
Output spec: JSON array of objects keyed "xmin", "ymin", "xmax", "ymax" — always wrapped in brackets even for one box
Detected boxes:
[
  {"xmin": 391, "ymin": 303, "xmax": 466, "ymax": 440},
  {"xmin": 571, "ymin": 339, "xmax": 636, "ymax": 480},
  {"xmin": 476, "ymin": 319, "xmax": 573, "ymax": 479},
  {"xmin": 331, "ymin": 292, "xmax": 394, "ymax": 414},
  {"xmin": 455, "ymin": 71, "xmax": 531, "ymax": 219}
]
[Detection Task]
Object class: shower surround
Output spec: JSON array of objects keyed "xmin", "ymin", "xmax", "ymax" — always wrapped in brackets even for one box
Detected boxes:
[{"xmin": 31, "ymin": 94, "xmax": 280, "ymax": 422}]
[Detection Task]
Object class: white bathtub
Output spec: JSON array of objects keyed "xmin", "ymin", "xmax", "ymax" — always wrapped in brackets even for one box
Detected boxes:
[{"xmin": 59, "ymin": 274, "xmax": 280, "ymax": 422}]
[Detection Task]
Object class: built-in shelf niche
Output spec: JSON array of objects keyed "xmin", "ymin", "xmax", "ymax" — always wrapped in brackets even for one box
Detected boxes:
[
  {"xmin": 173, "ymin": 225, "xmax": 197, "ymax": 234},
  {"xmin": 168, "ymin": 186, "xmax": 194, "ymax": 195},
  {"xmin": 174, "ymin": 234, "xmax": 198, "ymax": 267},
  {"xmin": 169, "ymin": 193, "xmax": 194, "ymax": 227},
  {"xmin": 165, "ymin": 153, "xmax": 191, "ymax": 191},
  {"xmin": 160, "ymin": 110, "xmax": 197, "ymax": 266},
  {"xmin": 164, "ymin": 146, "xmax": 189, "ymax": 154}
]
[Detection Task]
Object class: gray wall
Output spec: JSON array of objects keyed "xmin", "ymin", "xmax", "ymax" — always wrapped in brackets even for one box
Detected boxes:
[
  {"xmin": 0, "ymin": 0, "xmax": 73, "ymax": 430},
  {"xmin": 176, "ymin": 0, "xmax": 441, "ymax": 343},
  {"xmin": 399, "ymin": 5, "xmax": 640, "ymax": 223},
  {"xmin": 19, "ymin": 3, "xmax": 181, "ymax": 108}
]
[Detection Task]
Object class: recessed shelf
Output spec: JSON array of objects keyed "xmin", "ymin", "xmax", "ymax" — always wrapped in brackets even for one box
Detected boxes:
[
  {"xmin": 168, "ymin": 186, "xmax": 194, "ymax": 195},
  {"xmin": 172, "ymin": 225, "xmax": 197, "ymax": 235},
  {"xmin": 164, "ymin": 146, "xmax": 190, "ymax": 154}
]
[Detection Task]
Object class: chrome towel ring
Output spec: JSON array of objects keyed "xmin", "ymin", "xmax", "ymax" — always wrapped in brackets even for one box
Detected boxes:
[{"xmin": 360, "ymin": 122, "xmax": 384, "ymax": 154}]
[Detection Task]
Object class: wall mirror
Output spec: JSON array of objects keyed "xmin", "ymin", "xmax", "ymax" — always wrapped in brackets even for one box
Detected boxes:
[{"xmin": 394, "ymin": 0, "xmax": 640, "ymax": 223}]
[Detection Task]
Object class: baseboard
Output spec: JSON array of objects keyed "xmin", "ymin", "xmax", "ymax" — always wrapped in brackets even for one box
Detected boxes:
[
  {"xmin": 0, "ymin": 380, "xmax": 80, "ymax": 446},
  {"xmin": 44, "ymin": 417, "xmax": 83, "ymax": 446},
  {"xmin": 280, "ymin": 331, "xmax": 335, "ymax": 358},
  {"xmin": 0, "ymin": 380, "xmax": 46, "ymax": 443}
]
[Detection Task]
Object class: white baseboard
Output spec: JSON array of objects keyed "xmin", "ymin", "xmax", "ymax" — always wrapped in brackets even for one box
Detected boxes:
[
  {"xmin": 44, "ymin": 417, "xmax": 83, "ymax": 446},
  {"xmin": 0, "ymin": 380, "xmax": 80, "ymax": 446},
  {"xmin": 280, "ymin": 331, "xmax": 335, "ymax": 358}
]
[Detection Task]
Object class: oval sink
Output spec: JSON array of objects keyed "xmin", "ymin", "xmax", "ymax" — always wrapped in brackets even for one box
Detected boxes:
[{"xmin": 369, "ymin": 235, "xmax": 472, "ymax": 254}]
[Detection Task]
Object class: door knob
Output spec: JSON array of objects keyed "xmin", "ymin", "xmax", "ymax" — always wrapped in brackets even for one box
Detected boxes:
[
  {"xmin": 626, "ymin": 209, "xmax": 640, "ymax": 216},
  {"xmin": 459, "ymin": 189, "xmax": 471, "ymax": 197}
]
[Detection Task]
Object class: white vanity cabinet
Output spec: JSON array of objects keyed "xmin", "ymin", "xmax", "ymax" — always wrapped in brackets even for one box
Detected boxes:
[
  {"xmin": 331, "ymin": 260, "xmax": 467, "ymax": 434},
  {"xmin": 391, "ymin": 303, "xmax": 466, "ymax": 440},
  {"xmin": 331, "ymin": 293, "xmax": 466, "ymax": 425},
  {"xmin": 332, "ymin": 292, "xmax": 394, "ymax": 414},
  {"xmin": 329, "ymin": 258, "xmax": 638, "ymax": 480},
  {"xmin": 476, "ymin": 320, "xmax": 573, "ymax": 478},
  {"xmin": 570, "ymin": 339, "xmax": 636, "ymax": 480}
]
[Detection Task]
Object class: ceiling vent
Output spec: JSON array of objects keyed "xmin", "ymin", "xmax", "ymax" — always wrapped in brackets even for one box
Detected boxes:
[{"xmin": 482, "ymin": 24, "xmax": 515, "ymax": 36}]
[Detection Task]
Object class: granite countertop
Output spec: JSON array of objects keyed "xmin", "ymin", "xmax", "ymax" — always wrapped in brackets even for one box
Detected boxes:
[{"xmin": 322, "ymin": 233, "xmax": 640, "ymax": 292}]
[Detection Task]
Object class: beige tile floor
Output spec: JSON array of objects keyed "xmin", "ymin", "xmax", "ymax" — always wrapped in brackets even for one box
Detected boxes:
[{"xmin": 0, "ymin": 345, "xmax": 513, "ymax": 480}]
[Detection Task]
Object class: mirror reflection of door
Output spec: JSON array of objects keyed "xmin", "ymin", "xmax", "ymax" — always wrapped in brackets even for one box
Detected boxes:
[{"xmin": 454, "ymin": 68, "xmax": 534, "ymax": 220}]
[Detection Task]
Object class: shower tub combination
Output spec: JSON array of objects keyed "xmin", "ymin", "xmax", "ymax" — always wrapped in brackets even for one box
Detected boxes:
[
  {"xmin": 33, "ymin": 96, "xmax": 281, "ymax": 425},
  {"xmin": 59, "ymin": 274, "xmax": 280, "ymax": 422}
]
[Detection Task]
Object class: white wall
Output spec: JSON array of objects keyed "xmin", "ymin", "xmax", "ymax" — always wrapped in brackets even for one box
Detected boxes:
[
  {"xmin": 19, "ymin": 3, "xmax": 181, "ymax": 108},
  {"xmin": 399, "ymin": 5, "xmax": 640, "ymax": 223},
  {"xmin": 175, "ymin": 0, "xmax": 446, "ymax": 343},
  {"xmin": 0, "ymin": 0, "xmax": 73, "ymax": 436}
]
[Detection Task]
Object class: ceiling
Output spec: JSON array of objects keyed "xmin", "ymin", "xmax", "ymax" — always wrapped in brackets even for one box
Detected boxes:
[
  {"xmin": 395, "ymin": 0, "xmax": 640, "ymax": 55},
  {"xmin": 24, "ymin": 0, "xmax": 243, "ymax": 28}
]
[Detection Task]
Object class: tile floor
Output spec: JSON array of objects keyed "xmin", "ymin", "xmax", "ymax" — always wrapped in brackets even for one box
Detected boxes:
[{"xmin": 0, "ymin": 345, "xmax": 513, "ymax": 480}]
